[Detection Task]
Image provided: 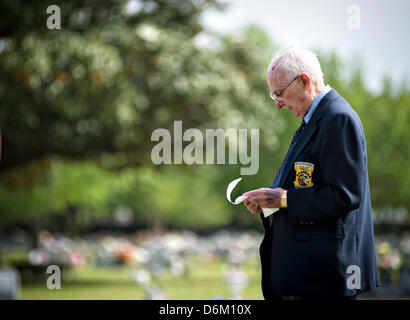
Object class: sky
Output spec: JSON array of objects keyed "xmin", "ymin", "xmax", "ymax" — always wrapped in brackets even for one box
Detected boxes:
[{"xmin": 201, "ymin": 0, "xmax": 410, "ymax": 93}]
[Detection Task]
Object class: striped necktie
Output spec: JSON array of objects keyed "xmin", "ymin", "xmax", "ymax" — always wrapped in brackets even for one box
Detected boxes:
[
  {"xmin": 267, "ymin": 119, "xmax": 307, "ymax": 226},
  {"xmin": 271, "ymin": 119, "xmax": 307, "ymax": 189}
]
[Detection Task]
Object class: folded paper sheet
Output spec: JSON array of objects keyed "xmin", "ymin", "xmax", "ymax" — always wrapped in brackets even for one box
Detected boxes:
[{"xmin": 226, "ymin": 177, "xmax": 279, "ymax": 218}]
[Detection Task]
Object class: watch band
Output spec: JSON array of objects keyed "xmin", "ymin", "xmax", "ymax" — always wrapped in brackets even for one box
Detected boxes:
[{"xmin": 280, "ymin": 190, "xmax": 287, "ymax": 208}]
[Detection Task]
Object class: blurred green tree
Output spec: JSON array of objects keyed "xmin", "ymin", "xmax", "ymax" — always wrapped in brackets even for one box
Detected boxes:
[
  {"xmin": 0, "ymin": 1, "xmax": 281, "ymax": 232},
  {"xmin": 0, "ymin": 1, "xmax": 408, "ymax": 233},
  {"xmin": 0, "ymin": 0, "xmax": 280, "ymax": 175}
]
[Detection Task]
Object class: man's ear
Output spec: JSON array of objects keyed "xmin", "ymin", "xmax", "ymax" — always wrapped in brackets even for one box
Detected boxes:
[{"xmin": 300, "ymin": 73, "xmax": 311, "ymax": 90}]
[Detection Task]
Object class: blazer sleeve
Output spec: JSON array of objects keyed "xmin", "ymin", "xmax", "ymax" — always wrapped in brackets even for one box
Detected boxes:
[{"xmin": 287, "ymin": 112, "xmax": 365, "ymax": 223}]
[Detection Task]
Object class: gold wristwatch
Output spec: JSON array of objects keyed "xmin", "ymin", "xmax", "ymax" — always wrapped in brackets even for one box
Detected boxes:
[{"xmin": 280, "ymin": 190, "xmax": 287, "ymax": 208}]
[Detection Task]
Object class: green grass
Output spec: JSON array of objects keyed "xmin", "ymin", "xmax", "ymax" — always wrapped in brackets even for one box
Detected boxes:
[{"xmin": 20, "ymin": 257, "xmax": 264, "ymax": 300}]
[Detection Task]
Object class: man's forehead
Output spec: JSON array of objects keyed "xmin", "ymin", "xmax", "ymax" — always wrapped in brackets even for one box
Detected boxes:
[
  {"xmin": 267, "ymin": 69, "xmax": 284, "ymax": 91},
  {"xmin": 271, "ymin": 67, "xmax": 285, "ymax": 81}
]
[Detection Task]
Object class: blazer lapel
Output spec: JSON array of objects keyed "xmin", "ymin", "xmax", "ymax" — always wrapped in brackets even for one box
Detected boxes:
[{"xmin": 278, "ymin": 89, "xmax": 339, "ymax": 187}]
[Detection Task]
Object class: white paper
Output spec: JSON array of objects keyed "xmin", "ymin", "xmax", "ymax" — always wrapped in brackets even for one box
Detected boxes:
[
  {"xmin": 226, "ymin": 177, "xmax": 279, "ymax": 218},
  {"xmin": 261, "ymin": 207, "xmax": 279, "ymax": 217},
  {"xmin": 226, "ymin": 177, "xmax": 244, "ymax": 204}
]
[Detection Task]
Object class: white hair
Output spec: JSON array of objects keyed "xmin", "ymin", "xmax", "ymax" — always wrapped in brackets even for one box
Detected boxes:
[{"xmin": 267, "ymin": 47, "xmax": 324, "ymax": 86}]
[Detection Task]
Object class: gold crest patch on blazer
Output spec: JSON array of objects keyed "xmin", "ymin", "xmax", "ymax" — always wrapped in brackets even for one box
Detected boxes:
[{"xmin": 294, "ymin": 162, "xmax": 314, "ymax": 188}]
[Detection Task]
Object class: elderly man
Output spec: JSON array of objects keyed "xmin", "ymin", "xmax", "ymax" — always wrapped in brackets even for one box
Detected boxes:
[{"xmin": 242, "ymin": 47, "xmax": 379, "ymax": 300}]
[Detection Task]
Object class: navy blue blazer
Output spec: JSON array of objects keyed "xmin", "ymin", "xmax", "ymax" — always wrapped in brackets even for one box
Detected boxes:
[{"xmin": 260, "ymin": 89, "xmax": 379, "ymax": 298}]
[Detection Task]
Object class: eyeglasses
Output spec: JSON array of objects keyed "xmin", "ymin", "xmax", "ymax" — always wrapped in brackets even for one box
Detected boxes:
[{"xmin": 269, "ymin": 75, "xmax": 300, "ymax": 102}]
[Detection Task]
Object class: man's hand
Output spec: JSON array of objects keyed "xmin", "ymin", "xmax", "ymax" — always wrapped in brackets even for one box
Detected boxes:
[{"xmin": 242, "ymin": 188, "xmax": 284, "ymax": 214}]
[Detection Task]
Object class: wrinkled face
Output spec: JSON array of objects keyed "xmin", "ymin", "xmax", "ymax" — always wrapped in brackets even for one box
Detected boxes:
[{"xmin": 267, "ymin": 72, "xmax": 310, "ymax": 119}]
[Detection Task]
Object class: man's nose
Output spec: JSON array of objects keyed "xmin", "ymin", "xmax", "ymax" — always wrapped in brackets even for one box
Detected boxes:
[{"xmin": 275, "ymin": 100, "xmax": 284, "ymax": 109}]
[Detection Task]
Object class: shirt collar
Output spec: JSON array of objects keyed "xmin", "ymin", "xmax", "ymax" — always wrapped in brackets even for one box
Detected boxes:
[{"xmin": 304, "ymin": 85, "xmax": 331, "ymax": 124}]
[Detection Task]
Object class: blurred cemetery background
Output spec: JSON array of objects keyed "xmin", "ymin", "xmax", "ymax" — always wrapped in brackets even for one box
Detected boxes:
[{"xmin": 0, "ymin": 0, "xmax": 409, "ymax": 299}]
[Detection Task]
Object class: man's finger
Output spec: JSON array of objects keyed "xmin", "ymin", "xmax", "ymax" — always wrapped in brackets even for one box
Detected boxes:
[
  {"xmin": 246, "ymin": 192, "xmax": 267, "ymax": 203},
  {"xmin": 244, "ymin": 200, "xmax": 259, "ymax": 214},
  {"xmin": 242, "ymin": 188, "xmax": 264, "ymax": 199},
  {"xmin": 252, "ymin": 205, "xmax": 262, "ymax": 214},
  {"xmin": 249, "ymin": 202, "xmax": 262, "ymax": 214}
]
